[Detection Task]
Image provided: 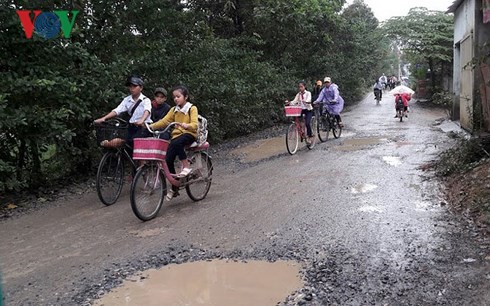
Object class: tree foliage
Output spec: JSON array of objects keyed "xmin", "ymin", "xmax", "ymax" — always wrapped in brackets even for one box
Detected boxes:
[
  {"xmin": 1, "ymin": 0, "xmax": 388, "ymax": 194},
  {"xmin": 383, "ymin": 7, "xmax": 453, "ymax": 88}
]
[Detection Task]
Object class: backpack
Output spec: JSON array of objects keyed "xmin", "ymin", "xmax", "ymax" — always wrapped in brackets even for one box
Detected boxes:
[
  {"xmin": 196, "ymin": 114, "xmax": 208, "ymax": 145},
  {"xmin": 396, "ymin": 95, "xmax": 404, "ymax": 109}
]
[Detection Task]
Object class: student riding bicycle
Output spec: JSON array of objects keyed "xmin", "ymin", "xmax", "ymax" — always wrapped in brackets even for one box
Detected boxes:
[
  {"xmin": 149, "ymin": 85, "xmax": 198, "ymax": 201},
  {"xmin": 313, "ymin": 77, "xmax": 345, "ymax": 127},
  {"xmin": 373, "ymin": 79, "xmax": 383, "ymax": 100},
  {"xmin": 94, "ymin": 76, "xmax": 152, "ymax": 150},
  {"xmin": 285, "ymin": 80, "xmax": 314, "ymax": 144}
]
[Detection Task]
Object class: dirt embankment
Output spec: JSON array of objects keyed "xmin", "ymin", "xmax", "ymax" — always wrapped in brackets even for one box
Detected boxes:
[{"xmin": 443, "ymin": 159, "xmax": 490, "ymax": 232}]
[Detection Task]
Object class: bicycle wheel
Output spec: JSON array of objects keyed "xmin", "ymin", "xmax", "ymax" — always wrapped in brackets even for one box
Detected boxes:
[
  {"xmin": 307, "ymin": 117, "xmax": 317, "ymax": 149},
  {"xmin": 332, "ymin": 116, "xmax": 342, "ymax": 139},
  {"xmin": 317, "ymin": 114, "xmax": 329, "ymax": 142},
  {"xmin": 130, "ymin": 162, "xmax": 165, "ymax": 221},
  {"xmin": 96, "ymin": 151, "xmax": 124, "ymax": 206},
  {"xmin": 186, "ymin": 152, "xmax": 213, "ymax": 201},
  {"xmin": 286, "ymin": 123, "xmax": 299, "ymax": 155}
]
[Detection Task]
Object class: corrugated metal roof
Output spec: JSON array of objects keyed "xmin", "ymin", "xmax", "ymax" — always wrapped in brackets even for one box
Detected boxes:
[{"xmin": 447, "ymin": 0, "xmax": 465, "ymax": 13}]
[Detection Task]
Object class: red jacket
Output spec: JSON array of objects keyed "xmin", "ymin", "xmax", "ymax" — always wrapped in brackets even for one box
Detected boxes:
[{"xmin": 394, "ymin": 93, "xmax": 411, "ymax": 107}]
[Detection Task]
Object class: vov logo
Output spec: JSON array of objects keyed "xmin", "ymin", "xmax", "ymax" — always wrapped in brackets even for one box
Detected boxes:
[{"xmin": 16, "ymin": 10, "xmax": 79, "ymax": 39}]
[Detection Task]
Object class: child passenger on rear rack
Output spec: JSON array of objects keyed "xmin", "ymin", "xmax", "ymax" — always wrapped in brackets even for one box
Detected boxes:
[{"xmin": 149, "ymin": 85, "xmax": 198, "ymax": 201}]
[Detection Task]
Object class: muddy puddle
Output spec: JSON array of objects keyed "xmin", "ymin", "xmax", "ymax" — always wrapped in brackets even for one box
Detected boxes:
[
  {"xmin": 95, "ymin": 260, "xmax": 302, "ymax": 306},
  {"xmin": 351, "ymin": 183, "xmax": 378, "ymax": 194},
  {"xmin": 231, "ymin": 137, "xmax": 286, "ymax": 163},
  {"xmin": 336, "ymin": 137, "xmax": 388, "ymax": 151},
  {"xmin": 382, "ymin": 156, "xmax": 402, "ymax": 167}
]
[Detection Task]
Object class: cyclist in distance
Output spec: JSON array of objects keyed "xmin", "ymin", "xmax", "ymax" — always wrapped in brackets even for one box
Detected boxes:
[
  {"xmin": 373, "ymin": 79, "xmax": 383, "ymax": 101},
  {"xmin": 379, "ymin": 73, "xmax": 387, "ymax": 89},
  {"xmin": 313, "ymin": 77, "xmax": 345, "ymax": 127}
]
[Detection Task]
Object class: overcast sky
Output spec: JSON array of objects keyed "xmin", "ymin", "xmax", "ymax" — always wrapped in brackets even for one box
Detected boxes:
[{"xmin": 346, "ymin": 0, "xmax": 455, "ymax": 21}]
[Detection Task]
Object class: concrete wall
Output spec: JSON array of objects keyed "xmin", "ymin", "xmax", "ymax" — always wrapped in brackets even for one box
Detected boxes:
[
  {"xmin": 475, "ymin": 2, "xmax": 490, "ymax": 131},
  {"xmin": 452, "ymin": 0, "xmax": 476, "ymax": 128}
]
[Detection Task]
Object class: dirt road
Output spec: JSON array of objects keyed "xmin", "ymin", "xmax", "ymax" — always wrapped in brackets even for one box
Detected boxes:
[{"xmin": 1, "ymin": 92, "xmax": 489, "ymax": 305}]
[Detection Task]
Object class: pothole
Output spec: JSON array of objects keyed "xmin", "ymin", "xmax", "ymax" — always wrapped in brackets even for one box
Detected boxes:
[
  {"xmin": 336, "ymin": 137, "xmax": 388, "ymax": 151},
  {"xmin": 230, "ymin": 137, "xmax": 286, "ymax": 163},
  {"xmin": 94, "ymin": 260, "xmax": 303, "ymax": 306}
]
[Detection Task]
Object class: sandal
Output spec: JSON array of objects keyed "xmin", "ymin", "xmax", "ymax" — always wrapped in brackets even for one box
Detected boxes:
[
  {"xmin": 176, "ymin": 167, "xmax": 192, "ymax": 178},
  {"xmin": 165, "ymin": 189, "xmax": 180, "ymax": 201},
  {"xmin": 165, "ymin": 189, "xmax": 174, "ymax": 201}
]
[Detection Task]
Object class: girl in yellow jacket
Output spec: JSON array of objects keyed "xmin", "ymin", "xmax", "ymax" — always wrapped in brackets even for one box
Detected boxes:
[{"xmin": 150, "ymin": 85, "xmax": 198, "ymax": 200}]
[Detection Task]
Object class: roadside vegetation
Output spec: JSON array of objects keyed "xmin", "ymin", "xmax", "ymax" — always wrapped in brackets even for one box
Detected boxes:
[{"xmin": 429, "ymin": 137, "xmax": 490, "ymax": 231}]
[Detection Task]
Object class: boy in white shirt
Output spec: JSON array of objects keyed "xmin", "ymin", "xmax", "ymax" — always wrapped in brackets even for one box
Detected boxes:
[{"xmin": 94, "ymin": 76, "xmax": 152, "ymax": 148}]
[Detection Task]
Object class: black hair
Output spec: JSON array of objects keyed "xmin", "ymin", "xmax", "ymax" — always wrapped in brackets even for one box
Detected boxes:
[
  {"xmin": 171, "ymin": 85, "xmax": 190, "ymax": 100},
  {"xmin": 298, "ymin": 80, "xmax": 307, "ymax": 88}
]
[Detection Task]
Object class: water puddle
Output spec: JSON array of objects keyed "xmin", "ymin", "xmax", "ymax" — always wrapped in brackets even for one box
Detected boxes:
[
  {"xmin": 382, "ymin": 156, "xmax": 402, "ymax": 167},
  {"xmin": 359, "ymin": 205, "xmax": 383, "ymax": 213},
  {"xmin": 336, "ymin": 137, "xmax": 388, "ymax": 151},
  {"xmin": 394, "ymin": 141, "xmax": 414, "ymax": 148},
  {"xmin": 231, "ymin": 137, "xmax": 286, "ymax": 163},
  {"xmin": 95, "ymin": 260, "xmax": 303, "ymax": 306},
  {"xmin": 351, "ymin": 183, "xmax": 378, "ymax": 194}
]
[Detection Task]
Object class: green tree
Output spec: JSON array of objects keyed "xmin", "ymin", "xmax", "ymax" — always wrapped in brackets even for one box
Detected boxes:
[{"xmin": 383, "ymin": 7, "xmax": 453, "ymax": 89}]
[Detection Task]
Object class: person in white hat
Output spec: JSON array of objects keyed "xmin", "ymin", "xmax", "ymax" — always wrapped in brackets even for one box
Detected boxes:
[{"xmin": 313, "ymin": 77, "xmax": 345, "ymax": 127}]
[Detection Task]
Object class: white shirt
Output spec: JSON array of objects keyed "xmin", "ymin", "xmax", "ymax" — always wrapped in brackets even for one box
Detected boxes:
[
  {"xmin": 290, "ymin": 90, "xmax": 312, "ymax": 110},
  {"xmin": 112, "ymin": 93, "xmax": 152, "ymax": 123}
]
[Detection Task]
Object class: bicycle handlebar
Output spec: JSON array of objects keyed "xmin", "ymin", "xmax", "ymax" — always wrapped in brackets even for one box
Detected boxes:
[
  {"xmin": 145, "ymin": 121, "xmax": 178, "ymax": 136},
  {"xmin": 93, "ymin": 117, "xmax": 128, "ymax": 127}
]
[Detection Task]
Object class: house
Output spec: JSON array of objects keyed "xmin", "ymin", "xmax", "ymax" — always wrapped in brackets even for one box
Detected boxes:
[{"xmin": 449, "ymin": 0, "xmax": 490, "ymax": 132}]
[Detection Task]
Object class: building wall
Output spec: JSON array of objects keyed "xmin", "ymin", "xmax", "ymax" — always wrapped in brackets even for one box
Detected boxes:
[
  {"xmin": 452, "ymin": 0, "xmax": 476, "ymax": 129},
  {"xmin": 475, "ymin": 1, "xmax": 490, "ymax": 131}
]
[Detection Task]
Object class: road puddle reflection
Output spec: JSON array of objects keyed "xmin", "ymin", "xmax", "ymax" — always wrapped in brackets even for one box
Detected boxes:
[
  {"xmin": 95, "ymin": 260, "xmax": 302, "ymax": 306},
  {"xmin": 382, "ymin": 156, "xmax": 402, "ymax": 167},
  {"xmin": 351, "ymin": 183, "xmax": 378, "ymax": 194}
]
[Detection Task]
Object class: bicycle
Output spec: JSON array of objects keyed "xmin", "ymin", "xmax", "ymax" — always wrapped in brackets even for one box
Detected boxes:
[
  {"xmin": 396, "ymin": 100, "xmax": 405, "ymax": 122},
  {"xmin": 284, "ymin": 105, "xmax": 317, "ymax": 155},
  {"xmin": 314, "ymin": 103, "xmax": 342, "ymax": 142},
  {"xmin": 374, "ymin": 89, "xmax": 381, "ymax": 105},
  {"xmin": 129, "ymin": 122, "xmax": 213, "ymax": 221},
  {"xmin": 94, "ymin": 118, "xmax": 137, "ymax": 206}
]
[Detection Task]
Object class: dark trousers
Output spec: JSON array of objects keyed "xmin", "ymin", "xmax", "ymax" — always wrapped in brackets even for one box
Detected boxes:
[
  {"xmin": 166, "ymin": 133, "xmax": 196, "ymax": 174},
  {"xmin": 302, "ymin": 109, "xmax": 313, "ymax": 137},
  {"xmin": 127, "ymin": 125, "xmax": 150, "ymax": 155}
]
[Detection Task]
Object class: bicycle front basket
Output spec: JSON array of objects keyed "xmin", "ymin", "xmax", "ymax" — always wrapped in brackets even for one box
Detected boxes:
[
  {"xmin": 95, "ymin": 122, "xmax": 128, "ymax": 148},
  {"xmin": 133, "ymin": 138, "xmax": 169, "ymax": 161},
  {"xmin": 284, "ymin": 106, "xmax": 302, "ymax": 117}
]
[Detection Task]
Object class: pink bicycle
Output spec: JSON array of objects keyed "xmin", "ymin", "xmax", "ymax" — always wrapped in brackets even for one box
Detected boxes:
[{"xmin": 129, "ymin": 122, "xmax": 213, "ymax": 221}]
